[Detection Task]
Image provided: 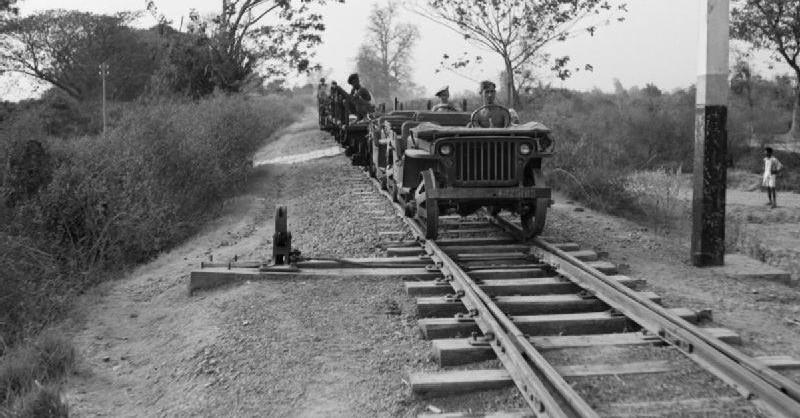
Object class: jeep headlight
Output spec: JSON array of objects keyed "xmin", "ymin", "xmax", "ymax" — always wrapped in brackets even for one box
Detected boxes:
[
  {"xmin": 440, "ymin": 144, "xmax": 453, "ymax": 156},
  {"xmin": 520, "ymin": 143, "xmax": 532, "ymax": 155}
]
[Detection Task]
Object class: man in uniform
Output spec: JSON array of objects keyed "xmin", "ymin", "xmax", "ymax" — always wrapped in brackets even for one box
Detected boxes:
[
  {"xmin": 432, "ymin": 86, "xmax": 457, "ymax": 112},
  {"xmin": 347, "ymin": 73, "xmax": 375, "ymax": 120},
  {"xmin": 472, "ymin": 80, "xmax": 510, "ymax": 128},
  {"xmin": 317, "ymin": 77, "xmax": 329, "ymax": 126}
]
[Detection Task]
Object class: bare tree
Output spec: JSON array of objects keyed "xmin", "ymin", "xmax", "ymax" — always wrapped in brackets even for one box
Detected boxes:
[
  {"xmin": 0, "ymin": 0, "xmax": 17, "ymax": 17},
  {"xmin": 356, "ymin": 1, "xmax": 419, "ymax": 99},
  {"xmin": 415, "ymin": 0, "xmax": 627, "ymax": 107},
  {"xmin": 732, "ymin": 0, "xmax": 800, "ymax": 140}
]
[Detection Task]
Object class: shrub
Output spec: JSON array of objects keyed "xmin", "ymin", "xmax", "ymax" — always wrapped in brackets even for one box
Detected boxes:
[
  {"xmin": 11, "ymin": 384, "xmax": 69, "ymax": 418},
  {"xmin": 624, "ymin": 167, "xmax": 687, "ymax": 230},
  {"xmin": 0, "ymin": 331, "xmax": 73, "ymax": 416},
  {"xmin": 0, "ymin": 234, "xmax": 61, "ymax": 351},
  {"xmin": 0, "ymin": 93, "xmax": 302, "ymax": 348}
]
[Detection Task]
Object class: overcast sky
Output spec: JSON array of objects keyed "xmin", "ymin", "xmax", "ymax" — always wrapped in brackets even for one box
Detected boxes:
[{"xmin": 1, "ymin": 0, "xmax": 790, "ymax": 100}]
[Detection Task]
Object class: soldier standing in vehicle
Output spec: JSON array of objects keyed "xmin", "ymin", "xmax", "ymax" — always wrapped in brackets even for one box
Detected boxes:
[
  {"xmin": 432, "ymin": 86, "xmax": 457, "ymax": 112},
  {"xmin": 347, "ymin": 73, "xmax": 375, "ymax": 120},
  {"xmin": 472, "ymin": 80, "xmax": 511, "ymax": 128}
]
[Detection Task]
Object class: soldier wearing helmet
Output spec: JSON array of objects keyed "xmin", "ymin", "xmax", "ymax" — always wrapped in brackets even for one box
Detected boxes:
[{"xmin": 432, "ymin": 86, "xmax": 457, "ymax": 112}]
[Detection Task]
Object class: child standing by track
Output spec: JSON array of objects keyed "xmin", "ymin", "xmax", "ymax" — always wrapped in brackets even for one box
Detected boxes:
[{"xmin": 763, "ymin": 147, "xmax": 783, "ymax": 209}]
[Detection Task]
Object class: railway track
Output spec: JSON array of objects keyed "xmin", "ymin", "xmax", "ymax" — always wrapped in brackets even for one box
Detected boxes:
[{"xmin": 358, "ymin": 171, "xmax": 800, "ymax": 417}]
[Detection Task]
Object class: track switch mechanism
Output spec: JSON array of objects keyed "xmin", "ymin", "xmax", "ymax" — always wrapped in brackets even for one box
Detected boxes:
[{"xmin": 272, "ymin": 205, "xmax": 293, "ymax": 265}]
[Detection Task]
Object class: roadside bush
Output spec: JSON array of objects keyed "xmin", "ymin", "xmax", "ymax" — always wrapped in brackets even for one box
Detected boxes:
[
  {"xmin": 11, "ymin": 384, "xmax": 68, "ymax": 418},
  {"xmin": 0, "ymin": 93, "xmax": 302, "ymax": 348},
  {"xmin": 0, "ymin": 331, "xmax": 74, "ymax": 416},
  {"xmin": 0, "ymin": 234, "xmax": 61, "ymax": 353},
  {"xmin": 624, "ymin": 167, "xmax": 687, "ymax": 231}
]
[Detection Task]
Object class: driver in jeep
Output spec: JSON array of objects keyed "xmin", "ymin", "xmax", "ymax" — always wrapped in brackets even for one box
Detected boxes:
[{"xmin": 472, "ymin": 80, "xmax": 511, "ymax": 128}]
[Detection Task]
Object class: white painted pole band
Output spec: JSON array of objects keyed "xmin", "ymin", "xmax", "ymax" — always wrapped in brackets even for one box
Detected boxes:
[{"xmin": 697, "ymin": 0, "xmax": 730, "ymax": 106}]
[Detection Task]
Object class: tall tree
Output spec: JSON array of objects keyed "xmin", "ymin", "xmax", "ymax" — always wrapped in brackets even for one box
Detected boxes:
[
  {"xmin": 0, "ymin": 10, "xmax": 158, "ymax": 101},
  {"xmin": 732, "ymin": 0, "xmax": 800, "ymax": 140},
  {"xmin": 144, "ymin": 0, "xmax": 343, "ymax": 93},
  {"xmin": 416, "ymin": 0, "xmax": 627, "ymax": 107},
  {"xmin": 213, "ymin": 0, "xmax": 342, "ymax": 88},
  {"xmin": 0, "ymin": 0, "xmax": 17, "ymax": 16},
  {"xmin": 356, "ymin": 1, "xmax": 419, "ymax": 99}
]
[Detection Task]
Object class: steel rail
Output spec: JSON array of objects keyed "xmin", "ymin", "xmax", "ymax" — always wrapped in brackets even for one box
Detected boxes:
[
  {"xmin": 491, "ymin": 215, "xmax": 800, "ymax": 418},
  {"xmin": 367, "ymin": 178, "xmax": 598, "ymax": 418}
]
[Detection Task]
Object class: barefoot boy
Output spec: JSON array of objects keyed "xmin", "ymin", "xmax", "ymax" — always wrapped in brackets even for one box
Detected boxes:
[{"xmin": 763, "ymin": 147, "xmax": 783, "ymax": 208}]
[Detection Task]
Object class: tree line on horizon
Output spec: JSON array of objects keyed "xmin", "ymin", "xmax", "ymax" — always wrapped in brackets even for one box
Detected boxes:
[
  {"xmin": 0, "ymin": 0, "xmax": 344, "ymax": 103},
  {"xmin": 354, "ymin": 0, "xmax": 800, "ymax": 142}
]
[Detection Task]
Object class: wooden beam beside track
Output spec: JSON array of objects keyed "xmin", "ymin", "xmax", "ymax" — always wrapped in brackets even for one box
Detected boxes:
[{"xmin": 188, "ymin": 265, "xmax": 438, "ymax": 294}]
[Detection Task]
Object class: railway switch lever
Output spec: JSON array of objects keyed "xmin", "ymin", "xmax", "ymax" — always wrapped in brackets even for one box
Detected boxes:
[{"xmin": 272, "ymin": 205, "xmax": 292, "ymax": 265}]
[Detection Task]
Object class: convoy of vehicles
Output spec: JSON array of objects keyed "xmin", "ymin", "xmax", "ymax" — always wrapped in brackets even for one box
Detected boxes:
[{"xmin": 318, "ymin": 88, "xmax": 554, "ymax": 239}]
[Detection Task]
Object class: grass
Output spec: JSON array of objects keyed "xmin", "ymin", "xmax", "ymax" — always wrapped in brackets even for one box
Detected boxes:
[
  {"xmin": 623, "ymin": 167, "xmax": 686, "ymax": 232},
  {"xmin": 0, "ymin": 93, "xmax": 303, "ymax": 350},
  {"xmin": 0, "ymin": 331, "xmax": 74, "ymax": 416},
  {"xmin": 0, "ymin": 92, "xmax": 304, "ymax": 417}
]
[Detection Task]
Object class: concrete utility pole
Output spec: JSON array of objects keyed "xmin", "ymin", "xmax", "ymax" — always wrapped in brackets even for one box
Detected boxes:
[
  {"xmin": 691, "ymin": 0, "xmax": 729, "ymax": 267},
  {"xmin": 99, "ymin": 62, "xmax": 109, "ymax": 137}
]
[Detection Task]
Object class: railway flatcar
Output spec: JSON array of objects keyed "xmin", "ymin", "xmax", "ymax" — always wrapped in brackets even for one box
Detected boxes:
[
  {"xmin": 321, "ymin": 83, "xmax": 350, "ymax": 141},
  {"xmin": 390, "ymin": 106, "xmax": 554, "ymax": 239}
]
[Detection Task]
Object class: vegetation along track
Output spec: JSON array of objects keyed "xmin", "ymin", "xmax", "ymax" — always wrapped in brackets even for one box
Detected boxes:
[{"xmin": 356, "ymin": 165, "xmax": 800, "ymax": 417}]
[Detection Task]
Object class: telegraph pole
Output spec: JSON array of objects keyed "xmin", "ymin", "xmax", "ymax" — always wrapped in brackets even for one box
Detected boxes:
[
  {"xmin": 99, "ymin": 62, "xmax": 109, "ymax": 137},
  {"xmin": 691, "ymin": 0, "xmax": 729, "ymax": 266}
]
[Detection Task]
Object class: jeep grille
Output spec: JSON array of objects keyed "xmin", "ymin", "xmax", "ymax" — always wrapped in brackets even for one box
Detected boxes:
[{"xmin": 452, "ymin": 139, "xmax": 518, "ymax": 186}]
